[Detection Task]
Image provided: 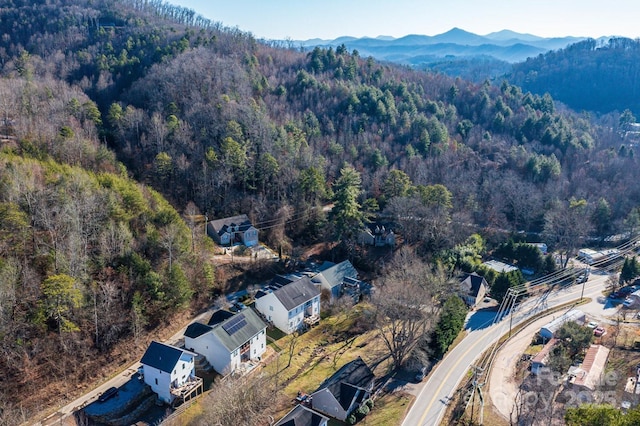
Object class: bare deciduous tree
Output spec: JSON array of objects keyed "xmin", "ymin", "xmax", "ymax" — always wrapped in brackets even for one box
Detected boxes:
[
  {"xmin": 191, "ymin": 374, "xmax": 285, "ymax": 426},
  {"xmin": 373, "ymin": 247, "xmax": 448, "ymax": 369}
]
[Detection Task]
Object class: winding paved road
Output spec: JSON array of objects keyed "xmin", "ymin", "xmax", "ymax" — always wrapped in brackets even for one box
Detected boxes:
[{"xmin": 402, "ymin": 272, "xmax": 609, "ymax": 426}]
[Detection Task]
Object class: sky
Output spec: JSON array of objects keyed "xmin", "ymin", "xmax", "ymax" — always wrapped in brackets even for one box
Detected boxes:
[{"xmin": 168, "ymin": 0, "xmax": 640, "ymax": 41}]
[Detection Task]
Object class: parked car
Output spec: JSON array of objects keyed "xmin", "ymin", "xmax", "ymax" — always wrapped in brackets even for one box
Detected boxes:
[
  {"xmin": 620, "ymin": 286, "xmax": 634, "ymax": 296},
  {"xmin": 587, "ymin": 321, "xmax": 598, "ymax": 329},
  {"xmin": 594, "ymin": 326, "xmax": 606, "ymax": 337},
  {"xmin": 623, "ymin": 298, "xmax": 635, "ymax": 308},
  {"xmin": 230, "ymin": 301, "xmax": 247, "ymax": 312},
  {"xmin": 98, "ymin": 386, "xmax": 119, "ymax": 402}
]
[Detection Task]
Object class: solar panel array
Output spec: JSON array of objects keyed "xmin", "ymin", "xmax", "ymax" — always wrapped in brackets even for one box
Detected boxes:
[{"xmin": 222, "ymin": 313, "xmax": 247, "ymax": 335}]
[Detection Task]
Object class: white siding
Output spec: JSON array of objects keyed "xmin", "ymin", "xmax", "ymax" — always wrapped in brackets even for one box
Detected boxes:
[
  {"xmin": 143, "ymin": 366, "xmax": 173, "ymax": 403},
  {"xmin": 171, "ymin": 354, "xmax": 195, "ymax": 386},
  {"xmin": 251, "ymin": 329, "xmax": 267, "ymax": 359},
  {"xmin": 242, "ymin": 227, "xmax": 259, "ymax": 247},
  {"xmin": 255, "ymin": 292, "xmax": 290, "ymax": 333},
  {"xmin": 185, "ymin": 333, "xmax": 234, "ymax": 375}
]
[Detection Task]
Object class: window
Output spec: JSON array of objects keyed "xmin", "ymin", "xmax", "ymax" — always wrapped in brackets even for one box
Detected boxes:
[
  {"xmin": 155, "ymin": 378, "xmax": 158, "ymax": 385},
  {"xmin": 182, "ymin": 364, "xmax": 185, "ymax": 369},
  {"xmin": 261, "ymin": 343, "xmax": 264, "ymax": 349},
  {"xmin": 269, "ymin": 305, "xmax": 273, "ymax": 311}
]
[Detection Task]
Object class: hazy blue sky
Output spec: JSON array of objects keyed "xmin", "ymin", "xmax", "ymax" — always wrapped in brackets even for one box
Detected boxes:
[{"xmin": 168, "ymin": 0, "xmax": 640, "ymax": 40}]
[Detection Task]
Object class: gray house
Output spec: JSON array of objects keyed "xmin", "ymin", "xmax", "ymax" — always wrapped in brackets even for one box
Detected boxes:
[
  {"xmin": 274, "ymin": 404, "xmax": 329, "ymax": 426},
  {"xmin": 459, "ymin": 273, "xmax": 488, "ymax": 307},
  {"xmin": 310, "ymin": 357, "xmax": 375, "ymax": 422},
  {"xmin": 207, "ymin": 214, "xmax": 258, "ymax": 247},
  {"xmin": 311, "ymin": 260, "xmax": 359, "ymax": 300}
]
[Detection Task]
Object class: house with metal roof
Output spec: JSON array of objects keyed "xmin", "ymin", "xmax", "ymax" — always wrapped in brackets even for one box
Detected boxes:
[
  {"xmin": 255, "ymin": 276, "xmax": 321, "ymax": 334},
  {"xmin": 482, "ymin": 259, "xmax": 518, "ymax": 274},
  {"xmin": 207, "ymin": 214, "xmax": 258, "ymax": 247},
  {"xmin": 309, "ymin": 357, "xmax": 375, "ymax": 422},
  {"xmin": 539, "ymin": 309, "xmax": 585, "ymax": 340},
  {"xmin": 568, "ymin": 344, "xmax": 610, "ymax": 391},
  {"xmin": 274, "ymin": 404, "xmax": 329, "ymax": 426},
  {"xmin": 530, "ymin": 338, "xmax": 559, "ymax": 375},
  {"xmin": 183, "ymin": 308, "xmax": 267, "ymax": 375},
  {"xmin": 140, "ymin": 341, "xmax": 199, "ymax": 404}
]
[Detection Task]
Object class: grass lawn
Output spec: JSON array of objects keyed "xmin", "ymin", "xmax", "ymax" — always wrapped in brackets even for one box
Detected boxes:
[
  {"xmin": 266, "ymin": 304, "xmax": 390, "ymax": 394},
  {"xmin": 180, "ymin": 303, "xmax": 412, "ymax": 425},
  {"xmin": 265, "ymin": 303, "xmax": 399, "ymax": 421},
  {"xmin": 364, "ymin": 391, "xmax": 413, "ymax": 425},
  {"xmin": 523, "ymin": 344, "xmax": 543, "ymax": 356}
]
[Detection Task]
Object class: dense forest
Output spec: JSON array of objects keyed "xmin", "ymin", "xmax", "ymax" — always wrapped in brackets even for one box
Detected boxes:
[
  {"xmin": 509, "ymin": 37, "xmax": 640, "ymax": 115},
  {"xmin": 1, "ymin": 0, "xmax": 640, "ymax": 422}
]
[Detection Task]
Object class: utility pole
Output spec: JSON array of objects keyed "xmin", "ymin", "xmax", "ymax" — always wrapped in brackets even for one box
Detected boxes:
[
  {"xmin": 465, "ymin": 365, "xmax": 485, "ymax": 425},
  {"xmin": 580, "ymin": 267, "xmax": 589, "ymax": 302}
]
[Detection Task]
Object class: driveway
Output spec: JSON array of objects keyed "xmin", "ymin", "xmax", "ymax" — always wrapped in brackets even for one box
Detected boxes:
[
  {"xmin": 39, "ymin": 306, "xmax": 221, "ymax": 426},
  {"xmin": 489, "ymin": 274, "xmax": 619, "ymax": 422}
]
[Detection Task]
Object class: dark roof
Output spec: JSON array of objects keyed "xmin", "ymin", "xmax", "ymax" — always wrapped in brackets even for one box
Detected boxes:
[
  {"xmin": 314, "ymin": 357, "xmax": 374, "ymax": 409},
  {"xmin": 273, "ymin": 276, "xmax": 321, "ymax": 311},
  {"xmin": 184, "ymin": 322, "xmax": 213, "ymax": 339},
  {"xmin": 207, "ymin": 309, "xmax": 235, "ymax": 326},
  {"xmin": 460, "ymin": 273, "xmax": 487, "ymax": 297},
  {"xmin": 208, "ymin": 214, "xmax": 254, "ymax": 236},
  {"xmin": 270, "ymin": 274, "xmax": 297, "ymax": 288},
  {"xmin": 140, "ymin": 341, "xmax": 192, "ymax": 373},
  {"xmin": 275, "ymin": 404, "xmax": 328, "ymax": 426}
]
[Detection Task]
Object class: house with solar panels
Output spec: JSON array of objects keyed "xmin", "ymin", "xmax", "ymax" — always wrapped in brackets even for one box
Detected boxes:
[
  {"xmin": 255, "ymin": 276, "xmax": 321, "ymax": 334},
  {"xmin": 207, "ymin": 214, "xmax": 258, "ymax": 247},
  {"xmin": 140, "ymin": 341, "xmax": 201, "ymax": 404},
  {"xmin": 183, "ymin": 308, "xmax": 267, "ymax": 375}
]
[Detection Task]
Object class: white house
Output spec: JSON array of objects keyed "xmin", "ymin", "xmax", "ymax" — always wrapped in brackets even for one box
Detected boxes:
[
  {"xmin": 140, "ymin": 341, "xmax": 197, "ymax": 404},
  {"xmin": 207, "ymin": 214, "xmax": 258, "ymax": 247},
  {"xmin": 255, "ymin": 276, "xmax": 321, "ymax": 334},
  {"xmin": 184, "ymin": 309, "xmax": 267, "ymax": 375}
]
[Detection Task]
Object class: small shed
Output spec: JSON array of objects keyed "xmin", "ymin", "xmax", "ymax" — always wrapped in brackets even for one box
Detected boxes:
[{"xmin": 539, "ymin": 309, "xmax": 585, "ymax": 340}]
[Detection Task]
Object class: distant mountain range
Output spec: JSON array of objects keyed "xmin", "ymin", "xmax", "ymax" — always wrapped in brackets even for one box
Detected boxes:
[{"xmin": 295, "ymin": 28, "xmax": 590, "ymax": 64}]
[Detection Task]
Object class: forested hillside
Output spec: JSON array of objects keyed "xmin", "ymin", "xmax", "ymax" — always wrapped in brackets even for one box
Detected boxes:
[
  {"xmin": 509, "ymin": 37, "xmax": 640, "ymax": 114},
  {"xmin": 1, "ymin": 0, "xmax": 640, "ymax": 422}
]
